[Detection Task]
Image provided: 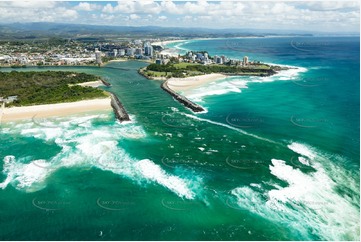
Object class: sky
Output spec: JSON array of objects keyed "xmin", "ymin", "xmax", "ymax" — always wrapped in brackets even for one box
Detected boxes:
[{"xmin": 0, "ymin": 0, "xmax": 359, "ymax": 33}]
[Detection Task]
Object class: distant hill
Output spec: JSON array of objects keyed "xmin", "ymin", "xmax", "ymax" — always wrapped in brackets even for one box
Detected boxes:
[
  {"xmin": 0, "ymin": 22, "xmax": 319, "ymax": 41},
  {"xmin": 0, "ymin": 22, "xmax": 358, "ymax": 41}
]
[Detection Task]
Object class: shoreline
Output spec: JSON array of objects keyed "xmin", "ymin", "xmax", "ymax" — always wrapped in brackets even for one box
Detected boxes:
[
  {"xmin": 153, "ymin": 37, "xmax": 244, "ymax": 57},
  {"xmin": 141, "ymin": 38, "xmax": 302, "ymax": 112},
  {"xmin": 1, "ymin": 98, "xmax": 112, "ymax": 122},
  {"xmin": 76, "ymin": 80, "xmax": 104, "ymax": 88},
  {"xmin": 153, "ymin": 39, "xmax": 197, "ymax": 57},
  {"xmin": 152, "ymin": 39, "xmax": 188, "ymax": 47},
  {"xmin": 153, "ymin": 65, "xmax": 302, "ymax": 111},
  {"xmin": 108, "ymin": 59, "xmax": 127, "ymax": 63},
  {"xmin": 167, "ymin": 73, "xmax": 227, "ymax": 92},
  {"xmin": 76, "ymin": 79, "xmax": 111, "ymax": 88},
  {"xmin": 152, "ymin": 35, "xmax": 304, "ymax": 48},
  {"xmin": 0, "ymin": 66, "xmax": 131, "ymax": 123},
  {"xmin": 154, "ymin": 36, "xmax": 299, "ymax": 58}
]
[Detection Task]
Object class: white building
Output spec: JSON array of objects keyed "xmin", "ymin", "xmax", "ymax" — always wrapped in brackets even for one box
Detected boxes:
[
  {"xmin": 134, "ymin": 39, "xmax": 142, "ymax": 45},
  {"xmin": 144, "ymin": 42, "xmax": 153, "ymax": 57},
  {"xmin": 196, "ymin": 53, "xmax": 203, "ymax": 60},
  {"xmin": 126, "ymin": 48, "xmax": 135, "ymax": 56},
  {"xmin": 243, "ymin": 56, "xmax": 249, "ymax": 65},
  {"xmin": 119, "ymin": 49, "xmax": 125, "ymax": 56},
  {"xmin": 221, "ymin": 55, "xmax": 227, "ymax": 63},
  {"xmin": 214, "ymin": 55, "xmax": 223, "ymax": 64},
  {"xmin": 2, "ymin": 96, "xmax": 18, "ymax": 104},
  {"xmin": 135, "ymin": 48, "xmax": 143, "ymax": 55},
  {"xmin": 95, "ymin": 48, "xmax": 102, "ymax": 65}
]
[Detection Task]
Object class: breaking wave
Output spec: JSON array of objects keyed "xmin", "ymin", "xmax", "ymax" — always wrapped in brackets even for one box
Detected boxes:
[
  {"xmin": 230, "ymin": 142, "xmax": 360, "ymax": 240},
  {"xmin": 183, "ymin": 65, "xmax": 307, "ymax": 103},
  {"xmin": 0, "ymin": 113, "xmax": 197, "ymax": 199}
]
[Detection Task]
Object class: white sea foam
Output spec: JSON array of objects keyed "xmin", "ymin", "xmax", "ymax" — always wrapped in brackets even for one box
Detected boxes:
[
  {"xmin": 0, "ymin": 156, "xmax": 16, "ymax": 189},
  {"xmin": 171, "ymin": 107, "xmax": 179, "ymax": 112},
  {"xmin": 0, "ymin": 156, "xmax": 49, "ymax": 192},
  {"xmin": 183, "ymin": 64, "xmax": 307, "ymax": 103},
  {"xmin": 173, "ymin": 42, "xmax": 190, "ymax": 52},
  {"xmin": 250, "ymin": 183, "xmax": 262, "ymax": 189},
  {"xmin": 287, "ymin": 142, "xmax": 317, "ymax": 160},
  {"xmin": 0, "ymin": 114, "xmax": 198, "ymax": 200},
  {"xmin": 263, "ymin": 63, "xmax": 308, "ymax": 82},
  {"xmin": 136, "ymin": 159, "xmax": 195, "ymax": 199},
  {"xmin": 231, "ymin": 142, "xmax": 360, "ymax": 241},
  {"xmin": 298, "ymin": 156, "xmax": 310, "ymax": 166},
  {"xmin": 185, "ymin": 81, "xmax": 242, "ymax": 103}
]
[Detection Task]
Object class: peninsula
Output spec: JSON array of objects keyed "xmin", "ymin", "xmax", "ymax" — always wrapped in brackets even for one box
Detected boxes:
[
  {"xmin": 0, "ymin": 71, "xmax": 127, "ymax": 122},
  {"xmin": 139, "ymin": 50, "xmax": 290, "ymax": 112}
]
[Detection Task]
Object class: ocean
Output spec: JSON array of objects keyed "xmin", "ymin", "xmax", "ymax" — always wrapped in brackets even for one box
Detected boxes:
[{"xmin": 0, "ymin": 36, "xmax": 359, "ymax": 240}]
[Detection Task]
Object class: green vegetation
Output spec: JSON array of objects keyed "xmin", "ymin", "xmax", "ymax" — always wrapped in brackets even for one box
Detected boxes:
[
  {"xmin": 10, "ymin": 65, "xmax": 27, "ymax": 68},
  {"xmin": 173, "ymin": 63, "xmax": 199, "ymax": 68},
  {"xmin": 144, "ymin": 71, "xmax": 168, "ymax": 77},
  {"xmin": 101, "ymin": 56, "xmax": 116, "ymax": 63},
  {"xmin": 144, "ymin": 62, "xmax": 284, "ymax": 78},
  {"xmin": 0, "ymin": 71, "xmax": 108, "ymax": 107}
]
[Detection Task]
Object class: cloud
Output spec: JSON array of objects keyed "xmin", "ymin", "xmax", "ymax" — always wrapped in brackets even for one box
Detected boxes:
[
  {"xmin": 160, "ymin": 0, "xmax": 183, "ymax": 15},
  {"xmin": 103, "ymin": 0, "xmax": 161, "ymax": 14},
  {"xmin": 158, "ymin": 15, "xmax": 167, "ymax": 20},
  {"xmin": 183, "ymin": 0, "xmax": 209, "ymax": 15},
  {"xmin": 198, "ymin": 16, "xmax": 211, "ymax": 21},
  {"xmin": 74, "ymin": 2, "xmax": 100, "ymax": 12},
  {"xmin": 102, "ymin": 3, "xmax": 114, "ymax": 13},
  {"xmin": 130, "ymin": 14, "xmax": 140, "ymax": 20},
  {"xmin": 0, "ymin": 0, "xmax": 358, "ymax": 33},
  {"xmin": 2, "ymin": 1, "xmax": 57, "ymax": 9},
  {"xmin": 301, "ymin": 1, "xmax": 359, "ymax": 11},
  {"xmin": 62, "ymin": 9, "xmax": 78, "ymax": 20},
  {"xmin": 100, "ymin": 14, "xmax": 115, "ymax": 21},
  {"xmin": 0, "ymin": 3, "xmax": 78, "ymax": 23}
]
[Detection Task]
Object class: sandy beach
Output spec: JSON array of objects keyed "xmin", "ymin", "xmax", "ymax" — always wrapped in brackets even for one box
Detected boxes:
[
  {"xmin": 152, "ymin": 39, "xmax": 187, "ymax": 57},
  {"xmin": 1, "ymin": 98, "xmax": 112, "ymax": 122},
  {"xmin": 108, "ymin": 59, "xmax": 127, "ymax": 63},
  {"xmin": 152, "ymin": 39, "xmax": 187, "ymax": 47},
  {"xmin": 167, "ymin": 73, "xmax": 227, "ymax": 91},
  {"xmin": 152, "ymin": 38, "xmax": 227, "ymax": 47},
  {"xmin": 153, "ymin": 38, "xmax": 225, "ymax": 56},
  {"xmin": 77, "ymin": 80, "xmax": 105, "ymax": 88}
]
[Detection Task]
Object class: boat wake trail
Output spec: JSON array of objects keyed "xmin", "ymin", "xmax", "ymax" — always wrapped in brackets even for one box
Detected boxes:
[{"xmin": 182, "ymin": 113, "xmax": 279, "ymax": 144}]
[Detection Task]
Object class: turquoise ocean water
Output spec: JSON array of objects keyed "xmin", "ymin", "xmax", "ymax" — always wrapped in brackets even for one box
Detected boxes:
[{"xmin": 0, "ymin": 37, "xmax": 359, "ymax": 240}]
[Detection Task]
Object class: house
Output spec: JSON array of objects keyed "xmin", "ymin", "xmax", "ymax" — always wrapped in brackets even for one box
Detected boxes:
[{"xmin": 3, "ymin": 96, "xmax": 18, "ymax": 104}]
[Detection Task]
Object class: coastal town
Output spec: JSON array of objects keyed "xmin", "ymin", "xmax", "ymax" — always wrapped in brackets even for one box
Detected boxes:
[
  {"xmin": 0, "ymin": 37, "xmax": 283, "ymax": 113},
  {"xmin": 0, "ymin": 38, "xmax": 256, "ymax": 68},
  {"xmin": 0, "ymin": 38, "xmax": 160, "ymax": 67}
]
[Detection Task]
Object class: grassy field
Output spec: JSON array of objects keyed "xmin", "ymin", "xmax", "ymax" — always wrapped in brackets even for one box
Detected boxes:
[
  {"xmin": 251, "ymin": 64, "xmax": 271, "ymax": 69},
  {"xmin": 173, "ymin": 62, "xmax": 199, "ymax": 69}
]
